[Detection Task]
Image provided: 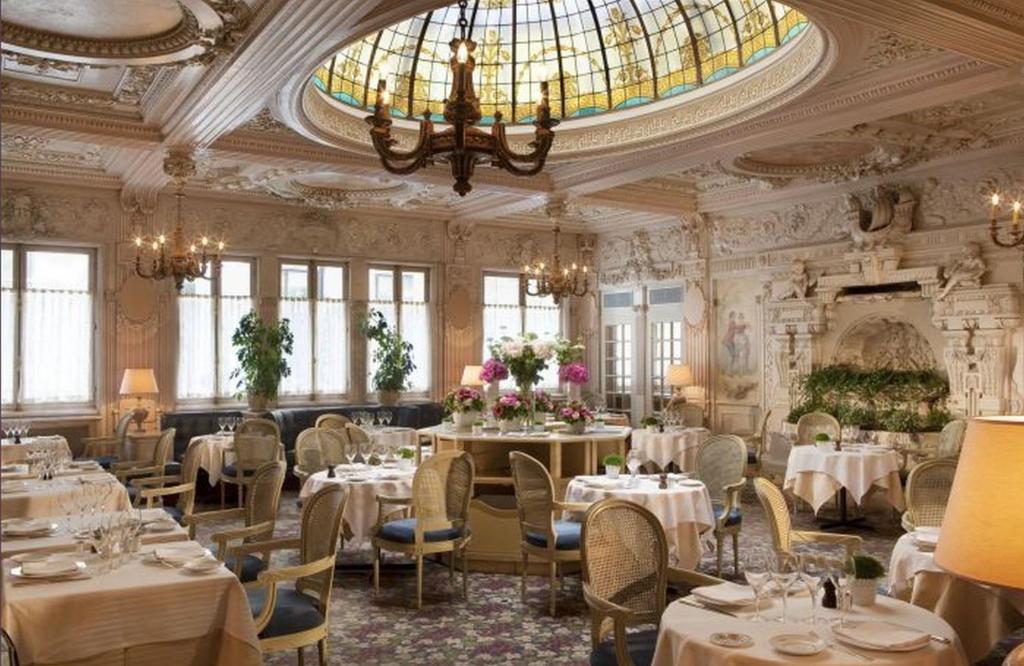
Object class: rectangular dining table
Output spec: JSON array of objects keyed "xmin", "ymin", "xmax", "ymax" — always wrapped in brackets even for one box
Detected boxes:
[
  {"xmin": 2, "ymin": 542, "xmax": 262, "ymax": 665},
  {"xmin": 1, "ymin": 508, "xmax": 189, "ymax": 559},
  {"xmin": 0, "ymin": 472, "xmax": 130, "ymax": 520}
]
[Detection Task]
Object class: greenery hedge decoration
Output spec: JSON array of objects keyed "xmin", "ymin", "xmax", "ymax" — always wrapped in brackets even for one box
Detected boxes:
[{"xmin": 787, "ymin": 364, "xmax": 951, "ymax": 433}]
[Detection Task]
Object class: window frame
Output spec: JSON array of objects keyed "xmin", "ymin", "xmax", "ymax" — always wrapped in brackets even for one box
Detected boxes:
[
  {"xmin": 277, "ymin": 257, "xmax": 351, "ymax": 403},
  {"xmin": 1, "ymin": 242, "xmax": 98, "ymax": 414},
  {"xmin": 175, "ymin": 255, "xmax": 257, "ymax": 407},
  {"xmin": 367, "ymin": 263, "xmax": 432, "ymax": 398}
]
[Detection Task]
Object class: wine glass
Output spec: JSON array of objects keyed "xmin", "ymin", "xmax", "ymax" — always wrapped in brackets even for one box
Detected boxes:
[
  {"xmin": 381, "ymin": 410, "xmax": 393, "ymax": 428},
  {"xmin": 798, "ymin": 553, "xmax": 827, "ymax": 625},
  {"xmin": 626, "ymin": 450, "xmax": 642, "ymax": 481},
  {"xmin": 217, "ymin": 417, "xmax": 226, "ymax": 433},
  {"xmin": 358, "ymin": 436, "xmax": 372, "ymax": 465},
  {"xmin": 771, "ymin": 552, "xmax": 799, "ymax": 623},
  {"xmin": 743, "ymin": 547, "xmax": 770, "ymax": 622},
  {"xmin": 828, "ymin": 554, "xmax": 857, "ymax": 628}
]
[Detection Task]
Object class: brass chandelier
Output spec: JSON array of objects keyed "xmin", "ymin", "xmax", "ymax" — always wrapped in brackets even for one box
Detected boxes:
[
  {"xmin": 133, "ymin": 151, "xmax": 224, "ymax": 291},
  {"xmin": 364, "ymin": 0, "xmax": 557, "ymax": 196},
  {"xmin": 987, "ymin": 192, "xmax": 1023, "ymax": 249},
  {"xmin": 520, "ymin": 202, "xmax": 590, "ymax": 305}
]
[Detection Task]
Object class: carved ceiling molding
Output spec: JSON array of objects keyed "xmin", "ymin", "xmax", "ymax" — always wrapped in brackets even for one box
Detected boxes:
[{"xmin": 0, "ymin": 133, "xmax": 105, "ymax": 170}]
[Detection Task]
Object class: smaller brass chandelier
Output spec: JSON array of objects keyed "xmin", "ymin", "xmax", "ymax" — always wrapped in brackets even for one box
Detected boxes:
[
  {"xmin": 365, "ymin": 0, "xmax": 557, "ymax": 197},
  {"xmin": 134, "ymin": 151, "xmax": 224, "ymax": 291},
  {"xmin": 987, "ymin": 192, "xmax": 1023, "ymax": 249},
  {"xmin": 520, "ymin": 203, "xmax": 590, "ymax": 305}
]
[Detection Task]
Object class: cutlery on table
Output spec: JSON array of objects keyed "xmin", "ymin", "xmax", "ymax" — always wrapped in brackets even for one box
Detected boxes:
[
  {"xmin": 678, "ymin": 598, "xmax": 738, "ymax": 617},
  {"xmin": 810, "ymin": 631, "xmax": 874, "ymax": 662}
]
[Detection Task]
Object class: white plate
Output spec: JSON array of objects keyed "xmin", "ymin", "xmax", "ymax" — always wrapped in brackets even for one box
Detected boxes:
[
  {"xmin": 2, "ymin": 519, "xmax": 57, "ymax": 537},
  {"xmin": 770, "ymin": 633, "xmax": 826, "ymax": 656},
  {"xmin": 182, "ymin": 556, "xmax": 222, "ymax": 574},
  {"xmin": 678, "ymin": 479, "xmax": 704, "ymax": 487},
  {"xmin": 144, "ymin": 520, "xmax": 179, "ymax": 533}
]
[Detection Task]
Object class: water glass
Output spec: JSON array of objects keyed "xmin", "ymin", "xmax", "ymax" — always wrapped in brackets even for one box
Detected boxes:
[
  {"xmin": 771, "ymin": 552, "xmax": 799, "ymax": 623},
  {"xmin": 828, "ymin": 555, "xmax": 856, "ymax": 628},
  {"xmin": 743, "ymin": 548, "xmax": 770, "ymax": 622},
  {"xmin": 799, "ymin": 553, "xmax": 826, "ymax": 624}
]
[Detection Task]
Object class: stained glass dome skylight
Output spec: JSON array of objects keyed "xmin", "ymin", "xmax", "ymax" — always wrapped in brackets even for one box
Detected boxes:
[{"xmin": 313, "ymin": 0, "xmax": 808, "ymax": 126}]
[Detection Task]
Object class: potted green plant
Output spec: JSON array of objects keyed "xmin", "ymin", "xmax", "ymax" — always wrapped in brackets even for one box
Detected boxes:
[
  {"xmin": 397, "ymin": 446, "xmax": 416, "ymax": 471},
  {"xmin": 359, "ymin": 310, "xmax": 415, "ymax": 406},
  {"xmin": 641, "ymin": 415, "xmax": 661, "ymax": 433},
  {"xmin": 231, "ymin": 311, "xmax": 294, "ymax": 412},
  {"xmin": 814, "ymin": 431, "xmax": 838, "ymax": 451},
  {"xmin": 852, "ymin": 555, "xmax": 885, "ymax": 606},
  {"xmin": 603, "ymin": 454, "xmax": 623, "ymax": 479},
  {"xmin": 472, "ymin": 419, "xmax": 486, "ymax": 436}
]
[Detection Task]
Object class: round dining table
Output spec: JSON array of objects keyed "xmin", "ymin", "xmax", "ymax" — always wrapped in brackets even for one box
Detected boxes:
[
  {"xmin": 563, "ymin": 475, "xmax": 714, "ymax": 568},
  {"xmin": 189, "ymin": 432, "xmax": 236, "ymax": 486},
  {"xmin": 300, "ymin": 465, "xmax": 415, "ymax": 542},
  {"xmin": 653, "ymin": 593, "xmax": 968, "ymax": 666},
  {"xmin": 630, "ymin": 427, "xmax": 710, "ymax": 471},
  {"xmin": 785, "ymin": 443, "xmax": 905, "ymax": 514}
]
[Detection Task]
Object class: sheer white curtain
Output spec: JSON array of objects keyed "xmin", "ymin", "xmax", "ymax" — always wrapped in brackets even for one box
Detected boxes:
[
  {"xmin": 177, "ymin": 295, "xmax": 215, "ymax": 399},
  {"xmin": 400, "ymin": 300, "xmax": 429, "ymax": 392},
  {"xmin": 279, "ymin": 298, "xmax": 312, "ymax": 396},
  {"xmin": 315, "ymin": 298, "xmax": 347, "ymax": 395},
  {"xmin": 218, "ymin": 295, "xmax": 251, "ymax": 398},
  {"xmin": 21, "ymin": 289, "xmax": 93, "ymax": 404}
]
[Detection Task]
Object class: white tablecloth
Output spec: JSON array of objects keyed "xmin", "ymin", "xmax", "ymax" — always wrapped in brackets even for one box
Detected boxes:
[
  {"xmin": 1, "ymin": 508, "xmax": 188, "ymax": 559},
  {"xmin": 563, "ymin": 476, "xmax": 714, "ymax": 569},
  {"xmin": 653, "ymin": 594, "xmax": 967, "ymax": 666},
  {"xmin": 1, "ymin": 436, "xmax": 73, "ymax": 465},
  {"xmin": 190, "ymin": 433, "xmax": 236, "ymax": 486},
  {"xmin": 1, "ymin": 473, "xmax": 130, "ymax": 520},
  {"xmin": 630, "ymin": 428, "xmax": 710, "ymax": 471},
  {"xmin": 889, "ymin": 533, "xmax": 1024, "ymax": 662},
  {"xmin": 784, "ymin": 445, "xmax": 905, "ymax": 513},
  {"xmin": 369, "ymin": 427, "xmax": 418, "ymax": 450},
  {"xmin": 2, "ymin": 543, "xmax": 261, "ymax": 665},
  {"xmin": 299, "ymin": 466, "xmax": 415, "ymax": 541}
]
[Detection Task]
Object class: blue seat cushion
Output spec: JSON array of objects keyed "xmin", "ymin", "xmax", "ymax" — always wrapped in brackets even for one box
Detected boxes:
[
  {"xmin": 224, "ymin": 553, "xmax": 267, "ymax": 583},
  {"xmin": 747, "ymin": 450, "xmax": 758, "ymax": 465},
  {"xmin": 713, "ymin": 504, "xmax": 742, "ymax": 527},
  {"xmin": 162, "ymin": 505, "xmax": 184, "ymax": 524},
  {"xmin": 246, "ymin": 587, "xmax": 324, "ymax": 638},
  {"xmin": 589, "ymin": 628, "xmax": 658, "ymax": 666},
  {"xmin": 94, "ymin": 455, "xmax": 117, "ymax": 470},
  {"xmin": 378, "ymin": 518, "xmax": 462, "ymax": 543},
  {"xmin": 525, "ymin": 520, "xmax": 581, "ymax": 550},
  {"xmin": 164, "ymin": 461, "xmax": 181, "ymax": 477},
  {"xmin": 222, "ymin": 463, "xmax": 255, "ymax": 478}
]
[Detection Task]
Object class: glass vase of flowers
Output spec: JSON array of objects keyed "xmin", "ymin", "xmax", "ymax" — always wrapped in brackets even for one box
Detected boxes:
[
  {"xmin": 558, "ymin": 362, "xmax": 590, "ymax": 402},
  {"xmin": 489, "ymin": 333, "xmax": 553, "ymax": 395},
  {"xmin": 559, "ymin": 400, "xmax": 593, "ymax": 435},
  {"xmin": 532, "ymin": 390, "xmax": 555, "ymax": 425},
  {"xmin": 444, "ymin": 387, "xmax": 485, "ymax": 431},
  {"xmin": 479, "ymin": 358, "xmax": 508, "ymax": 409},
  {"xmin": 554, "ymin": 337, "xmax": 587, "ymax": 399},
  {"xmin": 493, "ymin": 393, "xmax": 530, "ymax": 433}
]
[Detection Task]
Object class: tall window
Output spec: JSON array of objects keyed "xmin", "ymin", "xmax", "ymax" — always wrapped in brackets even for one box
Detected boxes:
[
  {"xmin": 368, "ymin": 266, "xmax": 430, "ymax": 394},
  {"xmin": 177, "ymin": 259, "xmax": 254, "ymax": 401},
  {"xmin": 650, "ymin": 321, "xmax": 683, "ymax": 411},
  {"xmin": 2, "ymin": 245, "xmax": 95, "ymax": 409},
  {"xmin": 279, "ymin": 261, "xmax": 348, "ymax": 398},
  {"xmin": 482, "ymin": 274, "xmax": 562, "ymax": 389},
  {"xmin": 604, "ymin": 323, "xmax": 632, "ymax": 412}
]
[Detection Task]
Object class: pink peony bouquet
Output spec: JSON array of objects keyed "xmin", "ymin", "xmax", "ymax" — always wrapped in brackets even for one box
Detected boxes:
[
  {"xmin": 558, "ymin": 400, "xmax": 594, "ymax": 425},
  {"xmin": 443, "ymin": 387, "xmax": 485, "ymax": 414},
  {"xmin": 533, "ymin": 390, "xmax": 555, "ymax": 413},
  {"xmin": 492, "ymin": 392, "xmax": 530, "ymax": 421},
  {"xmin": 479, "ymin": 358, "xmax": 509, "ymax": 383},
  {"xmin": 488, "ymin": 333, "xmax": 553, "ymax": 389},
  {"xmin": 558, "ymin": 361, "xmax": 590, "ymax": 385}
]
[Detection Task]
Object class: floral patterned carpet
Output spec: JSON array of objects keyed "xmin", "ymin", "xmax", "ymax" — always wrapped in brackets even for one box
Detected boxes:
[{"xmin": 190, "ymin": 483, "xmax": 1021, "ymax": 665}]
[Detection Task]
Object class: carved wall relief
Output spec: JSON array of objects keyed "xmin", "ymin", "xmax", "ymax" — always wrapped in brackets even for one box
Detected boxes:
[{"xmin": 833, "ymin": 316, "xmax": 937, "ymax": 370}]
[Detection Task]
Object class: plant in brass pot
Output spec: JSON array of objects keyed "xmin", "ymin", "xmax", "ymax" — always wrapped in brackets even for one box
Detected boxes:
[
  {"xmin": 359, "ymin": 309, "xmax": 415, "ymax": 406},
  {"xmin": 231, "ymin": 310, "xmax": 293, "ymax": 412},
  {"xmin": 852, "ymin": 555, "xmax": 885, "ymax": 606}
]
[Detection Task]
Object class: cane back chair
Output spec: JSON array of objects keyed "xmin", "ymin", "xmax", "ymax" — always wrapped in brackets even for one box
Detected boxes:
[
  {"xmin": 372, "ymin": 450, "xmax": 474, "ymax": 609},
  {"xmin": 293, "ymin": 427, "xmax": 349, "ymax": 485},
  {"xmin": 222, "ymin": 420, "xmax": 283, "ymax": 507},
  {"xmin": 743, "ymin": 409, "xmax": 772, "ymax": 477},
  {"xmin": 133, "ymin": 437, "xmax": 203, "ymax": 525},
  {"xmin": 315, "ymin": 413, "xmax": 352, "ymax": 430},
  {"xmin": 901, "ymin": 458, "xmax": 957, "ymax": 532},
  {"xmin": 753, "ymin": 477, "xmax": 861, "ymax": 558},
  {"xmin": 796, "ymin": 412, "xmax": 841, "ymax": 445},
  {"xmin": 113, "ymin": 427, "xmax": 175, "ymax": 490},
  {"xmin": 81, "ymin": 411, "xmax": 134, "ymax": 467},
  {"xmin": 509, "ymin": 452, "xmax": 590, "ymax": 616},
  {"xmin": 581, "ymin": 499, "xmax": 724, "ymax": 666},
  {"xmin": 695, "ymin": 434, "xmax": 746, "ymax": 575}
]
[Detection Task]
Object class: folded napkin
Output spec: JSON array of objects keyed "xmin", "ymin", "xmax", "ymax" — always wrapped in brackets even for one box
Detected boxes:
[
  {"xmin": 834, "ymin": 621, "xmax": 929, "ymax": 650},
  {"xmin": 1, "ymin": 472, "xmax": 35, "ymax": 480},
  {"xmin": 155, "ymin": 543, "xmax": 208, "ymax": 565},
  {"xmin": 22, "ymin": 555, "xmax": 79, "ymax": 577},
  {"xmin": 3, "ymin": 518, "xmax": 51, "ymax": 532},
  {"xmin": 692, "ymin": 582, "xmax": 756, "ymax": 606},
  {"xmin": 913, "ymin": 527, "xmax": 940, "ymax": 545},
  {"xmin": 583, "ymin": 478, "xmax": 623, "ymax": 489}
]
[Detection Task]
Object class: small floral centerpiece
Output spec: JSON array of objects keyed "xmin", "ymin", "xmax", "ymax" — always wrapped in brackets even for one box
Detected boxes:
[
  {"xmin": 493, "ymin": 392, "xmax": 531, "ymax": 433},
  {"xmin": 555, "ymin": 336, "xmax": 588, "ymax": 399},
  {"xmin": 479, "ymin": 358, "xmax": 509, "ymax": 384},
  {"xmin": 559, "ymin": 400, "xmax": 593, "ymax": 435},
  {"xmin": 489, "ymin": 333, "xmax": 553, "ymax": 394},
  {"xmin": 444, "ymin": 387, "xmax": 485, "ymax": 430},
  {"xmin": 532, "ymin": 390, "xmax": 555, "ymax": 424}
]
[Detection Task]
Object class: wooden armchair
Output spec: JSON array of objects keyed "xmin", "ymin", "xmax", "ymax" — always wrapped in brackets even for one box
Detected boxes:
[
  {"xmin": 581, "ymin": 499, "xmax": 725, "ymax": 666},
  {"xmin": 695, "ymin": 434, "xmax": 747, "ymax": 575},
  {"xmin": 113, "ymin": 428, "xmax": 174, "ymax": 489},
  {"xmin": 315, "ymin": 413, "xmax": 351, "ymax": 430},
  {"xmin": 185, "ymin": 461, "xmax": 285, "ymax": 581},
  {"xmin": 372, "ymin": 450, "xmax": 474, "ymax": 609},
  {"xmin": 294, "ymin": 428, "xmax": 349, "ymax": 485},
  {"xmin": 234, "ymin": 483, "xmax": 348, "ymax": 665},
  {"xmin": 743, "ymin": 409, "xmax": 772, "ymax": 477},
  {"xmin": 509, "ymin": 451, "xmax": 590, "ymax": 616},
  {"xmin": 221, "ymin": 420, "xmax": 283, "ymax": 508},
  {"xmin": 796, "ymin": 412, "xmax": 840, "ymax": 445},
  {"xmin": 754, "ymin": 477, "xmax": 861, "ymax": 558},
  {"xmin": 902, "ymin": 458, "xmax": 957, "ymax": 532},
  {"xmin": 81, "ymin": 411, "xmax": 134, "ymax": 466},
  {"xmin": 133, "ymin": 438, "xmax": 203, "ymax": 525}
]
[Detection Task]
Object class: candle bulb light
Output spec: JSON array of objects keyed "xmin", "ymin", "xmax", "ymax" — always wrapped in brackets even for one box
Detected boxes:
[
  {"xmin": 456, "ymin": 41, "xmax": 469, "ymax": 64},
  {"xmin": 985, "ymin": 189, "xmax": 1024, "ymax": 248}
]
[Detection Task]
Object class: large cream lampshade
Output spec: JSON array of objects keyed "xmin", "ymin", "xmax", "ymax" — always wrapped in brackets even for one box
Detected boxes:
[
  {"xmin": 120, "ymin": 368, "xmax": 159, "ymax": 432},
  {"xmin": 666, "ymin": 364, "xmax": 693, "ymax": 389},
  {"xmin": 460, "ymin": 365, "xmax": 484, "ymax": 387},
  {"xmin": 934, "ymin": 416, "xmax": 1024, "ymax": 590}
]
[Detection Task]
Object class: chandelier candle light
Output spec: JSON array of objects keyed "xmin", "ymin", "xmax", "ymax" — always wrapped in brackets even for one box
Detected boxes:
[
  {"xmin": 521, "ymin": 202, "xmax": 591, "ymax": 304},
  {"xmin": 134, "ymin": 150, "xmax": 224, "ymax": 291},
  {"xmin": 365, "ymin": 0, "xmax": 557, "ymax": 196},
  {"xmin": 988, "ymin": 192, "xmax": 1023, "ymax": 249}
]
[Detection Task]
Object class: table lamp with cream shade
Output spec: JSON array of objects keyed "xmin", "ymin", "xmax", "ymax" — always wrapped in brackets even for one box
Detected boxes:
[
  {"xmin": 119, "ymin": 368, "xmax": 159, "ymax": 432},
  {"xmin": 933, "ymin": 416, "xmax": 1024, "ymax": 664},
  {"xmin": 666, "ymin": 364, "xmax": 693, "ymax": 401},
  {"xmin": 460, "ymin": 365, "xmax": 484, "ymax": 388}
]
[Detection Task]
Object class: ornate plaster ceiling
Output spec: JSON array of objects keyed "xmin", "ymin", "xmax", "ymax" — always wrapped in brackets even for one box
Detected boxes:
[{"xmin": 2, "ymin": 0, "xmax": 185, "ymax": 41}]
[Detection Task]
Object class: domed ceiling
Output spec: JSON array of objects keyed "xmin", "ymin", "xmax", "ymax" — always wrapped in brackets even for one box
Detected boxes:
[{"xmin": 313, "ymin": 0, "xmax": 809, "ymax": 126}]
